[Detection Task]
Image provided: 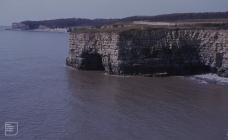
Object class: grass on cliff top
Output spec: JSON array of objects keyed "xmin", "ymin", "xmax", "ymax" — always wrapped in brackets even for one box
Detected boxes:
[
  {"xmin": 70, "ymin": 25, "xmax": 153, "ymax": 33},
  {"xmin": 70, "ymin": 22, "xmax": 228, "ymax": 33}
]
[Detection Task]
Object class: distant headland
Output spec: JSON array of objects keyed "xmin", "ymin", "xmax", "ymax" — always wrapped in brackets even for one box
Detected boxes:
[{"xmin": 10, "ymin": 11, "xmax": 228, "ymax": 32}]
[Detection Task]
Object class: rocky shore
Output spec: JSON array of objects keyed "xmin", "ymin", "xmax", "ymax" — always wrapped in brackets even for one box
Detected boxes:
[{"xmin": 66, "ymin": 23, "xmax": 228, "ymax": 77}]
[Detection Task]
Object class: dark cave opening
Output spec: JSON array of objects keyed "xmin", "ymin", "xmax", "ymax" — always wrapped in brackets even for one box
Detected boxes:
[{"xmin": 80, "ymin": 52, "xmax": 105, "ymax": 71}]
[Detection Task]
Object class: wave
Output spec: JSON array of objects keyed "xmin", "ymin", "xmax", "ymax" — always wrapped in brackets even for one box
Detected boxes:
[{"xmin": 190, "ymin": 73, "xmax": 228, "ymax": 85}]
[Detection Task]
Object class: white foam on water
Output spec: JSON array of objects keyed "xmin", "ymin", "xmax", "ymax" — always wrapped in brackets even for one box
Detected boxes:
[{"xmin": 190, "ymin": 73, "xmax": 228, "ymax": 85}]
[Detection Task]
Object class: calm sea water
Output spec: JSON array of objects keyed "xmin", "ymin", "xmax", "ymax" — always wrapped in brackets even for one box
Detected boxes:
[{"xmin": 0, "ymin": 30, "xmax": 228, "ymax": 140}]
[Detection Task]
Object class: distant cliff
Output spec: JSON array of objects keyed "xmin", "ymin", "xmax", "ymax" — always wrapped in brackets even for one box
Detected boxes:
[
  {"xmin": 12, "ymin": 11, "xmax": 228, "ymax": 30},
  {"xmin": 12, "ymin": 18, "xmax": 119, "ymax": 30},
  {"xmin": 66, "ymin": 23, "xmax": 228, "ymax": 77}
]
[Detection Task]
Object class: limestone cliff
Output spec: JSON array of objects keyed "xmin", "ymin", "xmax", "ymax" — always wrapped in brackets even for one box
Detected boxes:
[{"xmin": 66, "ymin": 27, "xmax": 228, "ymax": 77}]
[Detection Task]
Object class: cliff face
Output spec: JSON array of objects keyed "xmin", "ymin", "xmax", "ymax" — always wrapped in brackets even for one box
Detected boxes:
[
  {"xmin": 66, "ymin": 32, "xmax": 120, "ymax": 74},
  {"xmin": 66, "ymin": 28, "xmax": 228, "ymax": 77}
]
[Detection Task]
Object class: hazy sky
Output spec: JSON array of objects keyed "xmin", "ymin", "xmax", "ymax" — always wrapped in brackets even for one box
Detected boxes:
[{"xmin": 0, "ymin": 0, "xmax": 228, "ymax": 25}]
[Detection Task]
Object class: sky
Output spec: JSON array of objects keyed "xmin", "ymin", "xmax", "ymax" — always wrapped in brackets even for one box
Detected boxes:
[{"xmin": 0, "ymin": 0, "xmax": 228, "ymax": 25}]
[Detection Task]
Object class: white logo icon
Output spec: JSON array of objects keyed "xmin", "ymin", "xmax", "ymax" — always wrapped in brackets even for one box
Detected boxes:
[{"xmin": 5, "ymin": 122, "xmax": 18, "ymax": 136}]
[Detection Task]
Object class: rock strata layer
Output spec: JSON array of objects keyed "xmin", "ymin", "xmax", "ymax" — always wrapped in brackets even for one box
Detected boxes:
[{"xmin": 66, "ymin": 28, "xmax": 228, "ymax": 77}]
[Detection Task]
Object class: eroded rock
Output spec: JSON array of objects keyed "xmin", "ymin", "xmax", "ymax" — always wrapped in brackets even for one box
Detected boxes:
[{"xmin": 66, "ymin": 28, "xmax": 228, "ymax": 77}]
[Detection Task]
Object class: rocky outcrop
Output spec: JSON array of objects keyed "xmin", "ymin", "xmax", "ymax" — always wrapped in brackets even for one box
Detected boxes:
[
  {"xmin": 66, "ymin": 27, "xmax": 228, "ymax": 77},
  {"xmin": 66, "ymin": 32, "xmax": 119, "ymax": 74},
  {"xmin": 12, "ymin": 23, "xmax": 30, "ymax": 30}
]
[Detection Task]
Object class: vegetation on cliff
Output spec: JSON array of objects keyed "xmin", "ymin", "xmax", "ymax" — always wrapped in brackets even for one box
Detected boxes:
[
  {"xmin": 13, "ymin": 11, "xmax": 228, "ymax": 30},
  {"xmin": 16, "ymin": 18, "xmax": 118, "ymax": 30}
]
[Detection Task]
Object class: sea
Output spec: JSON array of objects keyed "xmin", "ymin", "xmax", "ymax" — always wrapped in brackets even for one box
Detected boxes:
[{"xmin": 0, "ymin": 30, "xmax": 228, "ymax": 140}]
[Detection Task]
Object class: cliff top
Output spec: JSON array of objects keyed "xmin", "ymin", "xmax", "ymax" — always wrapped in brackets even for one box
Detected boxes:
[{"xmin": 70, "ymin": 21, "xmax": 228, "ymax": 33}]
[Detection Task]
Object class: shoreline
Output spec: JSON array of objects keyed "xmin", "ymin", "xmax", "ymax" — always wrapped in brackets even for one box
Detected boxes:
[{"xmin": 5, "ymin": 28, "xmax": 68, "ymax": 33}]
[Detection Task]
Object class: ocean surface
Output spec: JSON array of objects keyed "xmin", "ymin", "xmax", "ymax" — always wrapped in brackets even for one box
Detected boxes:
[{"xmin": 0, "ymin": 30, "xmax": 228, "ymax": 140}]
